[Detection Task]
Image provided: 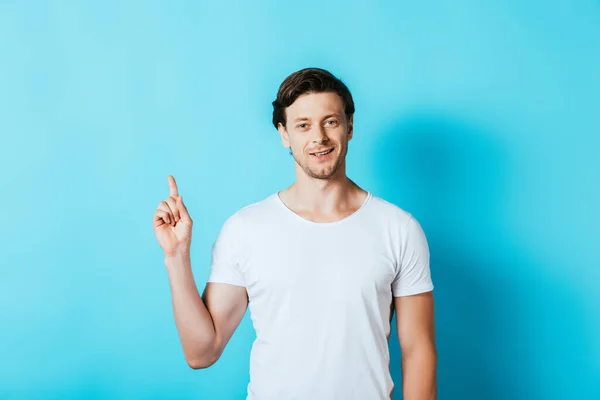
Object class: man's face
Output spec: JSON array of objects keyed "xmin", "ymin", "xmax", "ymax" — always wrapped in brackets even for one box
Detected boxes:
[{"xmin": 278, "ymin": 92, "xmax": 353, "ymax": 180}]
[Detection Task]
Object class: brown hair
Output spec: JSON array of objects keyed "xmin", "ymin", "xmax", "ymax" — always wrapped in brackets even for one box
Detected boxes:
[{"xmin": 272, "ymin": 67, "xmax": 355, "ymax": 129}]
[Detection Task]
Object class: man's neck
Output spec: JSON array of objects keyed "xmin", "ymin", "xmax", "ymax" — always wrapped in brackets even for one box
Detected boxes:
[{"xmin": 278, "ymin": 167, "xmax": 367, "ymax": 220}]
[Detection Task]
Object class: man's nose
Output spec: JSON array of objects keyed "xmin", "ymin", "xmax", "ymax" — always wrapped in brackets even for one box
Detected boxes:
[{"xmin": 312, "ymin": 125, "xmax": 328, "ymax": 144}]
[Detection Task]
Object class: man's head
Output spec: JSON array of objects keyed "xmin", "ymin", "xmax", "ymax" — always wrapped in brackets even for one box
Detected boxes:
[{"xmin": 272, "ymin": 68, "xmax": 355, "ymax": 180}]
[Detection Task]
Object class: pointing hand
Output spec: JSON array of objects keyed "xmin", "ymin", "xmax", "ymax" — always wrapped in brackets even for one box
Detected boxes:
[{"xmin": 153, "ymin": 175, "xmax": 193, "ymax": 256}]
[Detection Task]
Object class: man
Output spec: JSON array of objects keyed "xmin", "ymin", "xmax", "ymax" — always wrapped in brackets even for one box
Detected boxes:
[{"xmin": 152, "ymin": 68, "xmax": 437, "ymax": 399}]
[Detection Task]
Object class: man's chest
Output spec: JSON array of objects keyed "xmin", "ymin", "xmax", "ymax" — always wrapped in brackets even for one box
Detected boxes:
[{"xmin": 238, "ymin": 228, "xmax": 398, "ymax": 303}]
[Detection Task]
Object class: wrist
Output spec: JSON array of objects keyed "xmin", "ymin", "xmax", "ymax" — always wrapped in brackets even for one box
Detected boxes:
[{"xmin": 164, "ymin": 249, "xmax": 191, "ymax": 268}]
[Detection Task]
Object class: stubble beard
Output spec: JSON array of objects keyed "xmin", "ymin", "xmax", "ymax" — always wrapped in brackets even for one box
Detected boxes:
[{"xmin": 292, "ymin": 144, "xmax": 348, "ymax": 180}]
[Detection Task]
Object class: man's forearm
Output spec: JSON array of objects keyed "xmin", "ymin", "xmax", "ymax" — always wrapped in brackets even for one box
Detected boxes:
[
  {"xmin": 402, "ymin": 347, "xmax": 437, "ymax": 400},
  {"xmin": 165, "ymin": 252, "xmax": 217, "ymax": 368}
]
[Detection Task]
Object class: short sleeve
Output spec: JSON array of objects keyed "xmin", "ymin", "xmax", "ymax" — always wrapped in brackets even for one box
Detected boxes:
[
  {"xmin": 207, "ymin": 214, "xmax": 245, "ymax": 287},
  {"xmin": 392, "ymin": 216, "xmax": 434, "ymax": 297}
]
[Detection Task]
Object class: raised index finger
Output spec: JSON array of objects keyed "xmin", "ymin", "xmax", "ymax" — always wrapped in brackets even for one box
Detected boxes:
[{"xmin": 168, "ymin": 175, "xmax": 179, "ymax": 197}]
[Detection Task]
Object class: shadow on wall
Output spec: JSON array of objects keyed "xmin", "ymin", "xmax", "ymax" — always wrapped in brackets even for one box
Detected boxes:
[{"xmin": 377, "ymin": 114, "xmax": 597, "ymax": 400}]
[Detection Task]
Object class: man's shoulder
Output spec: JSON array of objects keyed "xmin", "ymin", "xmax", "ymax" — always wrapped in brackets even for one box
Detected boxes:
[
  {"xmin": 223, "ymin": 192, "xmax": 280, "ymax": 227},
  {"xmin": 367, "ymin": 193, "xmax": 415, "ymax": 226}
]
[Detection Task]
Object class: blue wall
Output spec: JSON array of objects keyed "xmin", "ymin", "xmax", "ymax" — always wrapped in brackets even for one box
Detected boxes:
[{"xmin": 1, "ymin": 1, "xmax": 598, "ymax": 399}]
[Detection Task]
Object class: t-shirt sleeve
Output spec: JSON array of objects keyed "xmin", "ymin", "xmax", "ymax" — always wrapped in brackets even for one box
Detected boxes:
[
  {"xmin": 392, "ymin": 215, "xmax": 434, "ymax": 297},
  {"xmin": 207, "ymin": 214, "xmax": 245, "ymax": 287}
]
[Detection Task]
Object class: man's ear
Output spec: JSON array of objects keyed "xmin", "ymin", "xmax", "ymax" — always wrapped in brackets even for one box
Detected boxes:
[
  {"xmin": 347, "ymin": 115, "xmax": 354, "ymax": 141},
  {"xmin": 278, "ymin": 122, "xmax": 291, "ymax": 149}
]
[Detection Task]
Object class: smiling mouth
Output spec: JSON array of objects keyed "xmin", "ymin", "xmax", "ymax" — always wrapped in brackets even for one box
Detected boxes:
[{"xmin": 310, "ymin": 148, "xmax": 334, "ymax": 156}]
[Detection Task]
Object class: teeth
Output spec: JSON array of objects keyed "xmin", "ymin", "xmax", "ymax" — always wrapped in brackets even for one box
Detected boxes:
[{"xmin": 314, "ymin": 149, "xmax": 332, "ymax": 156}]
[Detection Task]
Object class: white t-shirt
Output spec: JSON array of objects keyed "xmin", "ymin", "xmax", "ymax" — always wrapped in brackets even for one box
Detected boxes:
[{"xmin": 207, "ymin": 192, "xmax": 434, "ymax": 400}]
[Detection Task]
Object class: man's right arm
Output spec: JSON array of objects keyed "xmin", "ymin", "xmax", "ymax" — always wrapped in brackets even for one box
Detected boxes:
[
  {"xmin": 154, "ymin": 175, "xmax": 247, "ymax": 369},
  {"xmin": 165, "ymin": 252, "xmax": 248, "ymax": 369}
]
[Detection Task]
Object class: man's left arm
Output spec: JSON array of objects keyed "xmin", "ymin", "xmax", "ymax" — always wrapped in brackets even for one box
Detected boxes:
[{"xmin": 395, "ymin": 291, "xmax": 437, "ymax": 400}]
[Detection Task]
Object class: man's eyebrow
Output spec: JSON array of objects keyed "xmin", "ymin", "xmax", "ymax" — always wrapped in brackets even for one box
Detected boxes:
[{"xmin": 293, "ymin": 113, "xmax": 340, "ymax": 122}]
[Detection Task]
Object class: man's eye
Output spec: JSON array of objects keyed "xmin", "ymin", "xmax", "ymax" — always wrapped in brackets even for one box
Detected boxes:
[
  {"xmin": 297, "ymin": 123, "xmax": 308, "ymax": 129},
  {"xmin": 326, "ymin": 120, "xmax": 339, "ymax": 126}
]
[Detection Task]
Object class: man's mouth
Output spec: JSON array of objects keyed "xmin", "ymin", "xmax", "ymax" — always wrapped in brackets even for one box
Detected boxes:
[{"xmin": 310, "ymin": 148, "xmax": 334, "ymax": 156}]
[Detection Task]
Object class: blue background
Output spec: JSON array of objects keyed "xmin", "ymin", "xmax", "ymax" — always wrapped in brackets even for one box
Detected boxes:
[{"xmin": 1, "ymin": 1, "xmax": 599, "ymax": 399}]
